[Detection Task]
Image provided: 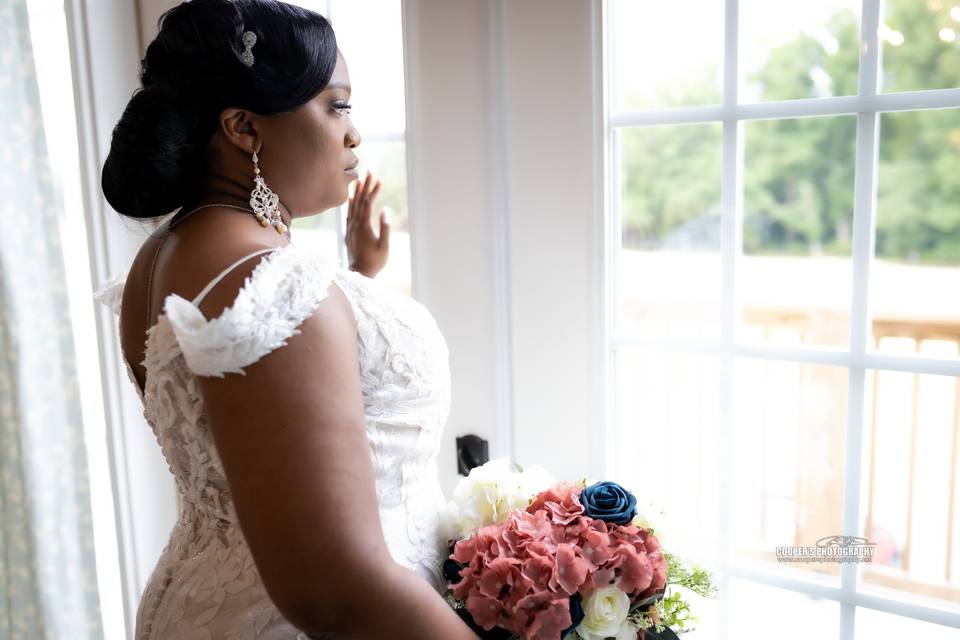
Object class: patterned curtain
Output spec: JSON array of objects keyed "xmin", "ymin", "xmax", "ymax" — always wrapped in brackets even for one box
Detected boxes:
[{"xmin": 0, "ymin": 0, "xmax": 104, "ymax": 637}]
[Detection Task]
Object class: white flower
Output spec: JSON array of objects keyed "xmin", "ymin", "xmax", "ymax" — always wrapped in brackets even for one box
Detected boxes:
[
  {"xmin": 615, "ymin": 620, "xmax": 640, "ymax": 640},
  {"xmin": 440, "ymin": 457, "xmax": 555, "ymax": 540},
  {"xmin": 575, "ymin": 585, "xmax": 631, "ymax": 640},
  {"xmin": 438, "ymin": 500, "xmax": 464, "ymax": 542},
  {"xmin": 513, "ymin": 464, "xmax": 555, "ymax": 501}
]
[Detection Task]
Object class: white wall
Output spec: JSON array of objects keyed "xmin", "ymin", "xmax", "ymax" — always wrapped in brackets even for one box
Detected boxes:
[
  {"xmin": 400, "ymin": 0, "xmax": 503, "ymax": 493},
  {"xmin": 499, "ymin": 0, "xmax": 607, "ymax": 483},
  {"xmin": 404, "ymin": 0, "xmax": 607, "ymax": 489}
]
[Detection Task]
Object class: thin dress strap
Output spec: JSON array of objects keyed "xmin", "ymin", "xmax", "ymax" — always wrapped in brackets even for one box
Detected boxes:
[{"xmin": 191, "ymin": 247, "xmax": 282, "ymax": 307}]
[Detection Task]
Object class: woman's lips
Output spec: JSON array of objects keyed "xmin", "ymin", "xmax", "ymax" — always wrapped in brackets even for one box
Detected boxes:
[{"xmin": 345, "ymin": 167, "xmax": 359, "ymax": 177}]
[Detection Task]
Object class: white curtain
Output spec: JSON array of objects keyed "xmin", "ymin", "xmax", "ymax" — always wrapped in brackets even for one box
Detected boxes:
[{"xmin": 0, "ymin": 0, "xmax": 104, "ymax": 637}]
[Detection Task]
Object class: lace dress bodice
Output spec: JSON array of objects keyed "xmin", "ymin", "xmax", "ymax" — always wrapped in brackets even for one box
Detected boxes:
[{"xmin": 93, "ymin": 243, "xmax": 452, "ymax": 639}]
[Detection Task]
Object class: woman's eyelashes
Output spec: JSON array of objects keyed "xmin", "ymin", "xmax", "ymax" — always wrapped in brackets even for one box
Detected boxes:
[{"xmin": 333, "ymin": 101, "xmax": 352, "ymax": 115}]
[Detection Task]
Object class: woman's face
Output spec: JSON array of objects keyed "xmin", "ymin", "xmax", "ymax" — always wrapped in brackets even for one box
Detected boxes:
[{"xmin": 256, "ymin": 48, "xmax": 360, "ymax": 217}]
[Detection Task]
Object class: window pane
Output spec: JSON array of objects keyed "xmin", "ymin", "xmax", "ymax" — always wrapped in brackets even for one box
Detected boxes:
[
  {"xmin": 660, "ymin": 579, "xmax": 842, "ymax": 639},
  {"xmin": 354, "ymin": 140, "xmax": 412, "ymax": 295},
  {"xmin": 285, "ymin": 1, "xmax": 411, "ymax": 295},
  {"xmin": 739, "ymin": 0, "xmax": 861, "ymax": 102},
  {"xmin": 870, "ymin": 109, "xmax": 960, "ymax": 360},
  {"xmin": 329, "ymin": 0, "xmax": 406, "ymax": 134},
  {"xmin": 880, "ymin": 0, "xmax": 960, "ymax": 94},
  {"xmin": 724, "ymin": 579, "xmax": 840, "ymax": 640},
  {"xmin": 287, "ymin": 0, "xmax": 405, "ymax": 134},
  {"xmin": 740, "ymin": 116, "xmax": 857, "ymax": 349},
  {"xmin": 617, "ymin": 124, "xmax": 722, "ymax": 341},
  {"xmin": 856, "ymin": 607, "xmax": 960, "ymax": 639},
  {"xmin": 614, "ymin": 348, "xmax": 723, "ymax": 559},
  {"xmin": 290, "ymin": 204, "xmax": 341, "ymax": 260},
  {"xmin": 610, "ymin": 0, "xmax": 723, "ymax": 111},
  {"xmin": 861, "ymin": 367, "xmax": 960, "ymax": 608},
  {"xmin": 732, "ymin": 358, "xmax": 848, "ymax": 584},
  {"xmin": 286, "ymin": 0, "xmax": 327, "ymax": 13}
]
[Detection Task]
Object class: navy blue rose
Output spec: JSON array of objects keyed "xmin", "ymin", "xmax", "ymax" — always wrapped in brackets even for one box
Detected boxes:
[
  {"xmin": 561, "ymin": 593, "xmax": 585, "ymax": 638},
  {"xmin": 443, "ymin": 558, "xmax": 465, "ymax": 584},
  {"xmin": 580, "ymin": 481, "xmax": 637, "ymax": 525}
]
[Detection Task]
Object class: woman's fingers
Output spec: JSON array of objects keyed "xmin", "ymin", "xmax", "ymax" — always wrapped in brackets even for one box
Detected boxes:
[
  {"xmin": 349, "ymin": 175, "xmax": 367, "ymax": 220},
  {"xmin": 349, "ymin": 179, "xmax": 361, "ymax": 219},
  {"xmin": 348, "ymin": 177, "xmax": 365, "ymax": 228},
  {"xmin": 363, "ymin": 172, "xmax": 381, "ymax": 202},
  {"xmin": 369, "ymin": 179, "xmax": 382, "ymax": 200},
  {"xmin": 359, "ymin": 178, "xmax": 382, "ymax": 227},
  {"xmin": 347, "ymin": 182, "xmax": 356, "ymax": 224},
  {"xmin": 366, "ymin": 184, "xmax": 382, "ymax": 223},
  {"xmin": 360, "ymin": 170, "xmax": 374, "ymax": 200},
  {"xmin": 347, "ymin": 171, "xmax": 383, "ymax": 233}
]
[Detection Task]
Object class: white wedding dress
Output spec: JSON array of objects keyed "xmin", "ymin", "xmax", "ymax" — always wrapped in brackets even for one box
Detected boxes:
[{"xmin": 93, "ymin": 242, "xmax": 452, "ymax": 639}]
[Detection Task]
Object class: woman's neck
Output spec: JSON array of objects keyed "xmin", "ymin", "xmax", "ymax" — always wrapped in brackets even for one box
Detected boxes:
[
  {"xmin": 175, "ymin": 182, "xmax": 294, "ymax": 242},
  {"xmin": 190, "ymin": 173, "xmax": 294, "ymax": 231}
]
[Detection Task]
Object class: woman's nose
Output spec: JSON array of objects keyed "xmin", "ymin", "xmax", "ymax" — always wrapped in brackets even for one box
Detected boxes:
[{"xmin": 346, "ymin": 127, "xmax": 360, "ymax": 148}]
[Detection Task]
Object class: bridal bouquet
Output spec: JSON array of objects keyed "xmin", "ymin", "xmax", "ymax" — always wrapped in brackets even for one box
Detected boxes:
[{"xmin": 439, "ymin": 458, "xmax": 716, "ymax": 640}]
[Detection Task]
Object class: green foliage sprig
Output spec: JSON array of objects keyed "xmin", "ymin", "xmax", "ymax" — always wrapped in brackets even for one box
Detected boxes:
[
  {"xmin": 625, "ymin": 548, "xmax": 718, "ymax": 635},
  {"xmin": 664, "ymin": 552, "xmax": 717, "ymax": 599}
]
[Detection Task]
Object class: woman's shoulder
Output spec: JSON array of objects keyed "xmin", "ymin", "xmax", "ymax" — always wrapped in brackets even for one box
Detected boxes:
[
  {"xmin": 162, "ymin": 241, "xmax": 343, "ymax": 378},
  {"xmin": 132, "ymin": 211, "xmax": 314, "ymax": 323}
]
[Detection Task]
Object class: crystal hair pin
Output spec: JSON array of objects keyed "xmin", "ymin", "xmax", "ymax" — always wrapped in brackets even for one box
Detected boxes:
[{"xmin": 241, "ymin": 30, "xmax": 257, "ymax": 67}]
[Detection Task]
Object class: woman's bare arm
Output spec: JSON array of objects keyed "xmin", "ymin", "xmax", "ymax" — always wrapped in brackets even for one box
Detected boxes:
[{"xmin": 191, "ymin": 259, "xmax": 479, "ymax": 639}]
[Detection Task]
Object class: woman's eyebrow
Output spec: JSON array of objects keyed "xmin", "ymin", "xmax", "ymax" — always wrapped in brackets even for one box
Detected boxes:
[{"xmin": 327, "ymin": 82, "xmax": 351, "ymax": 92}]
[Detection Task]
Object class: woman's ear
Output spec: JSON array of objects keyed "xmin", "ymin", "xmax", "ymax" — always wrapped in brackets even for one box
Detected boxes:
[{"xmin": 218, "ymin": 107, "xmax": 260, "ymax": 155}]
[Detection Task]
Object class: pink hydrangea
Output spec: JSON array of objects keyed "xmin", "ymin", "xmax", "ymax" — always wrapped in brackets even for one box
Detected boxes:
[
  {"xmin": 448, "ymin": 481, "xmax": 668, "ymax": 639},
  {"xmin": 526, "ymin": 481, "xmax": 585, "ymax": 525}
]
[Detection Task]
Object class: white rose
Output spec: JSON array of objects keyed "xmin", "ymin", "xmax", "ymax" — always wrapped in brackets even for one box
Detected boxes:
[
  {"xmin": 615, "ymin": 620, "xmax": 640, "ymax": 640},
  {"xmin": 575, "ymin": 585, "xmax": 630, "ymax": 640},
  {"xmin": 441, "ymin": 458, "xmax": 554, "ymax": 539}
]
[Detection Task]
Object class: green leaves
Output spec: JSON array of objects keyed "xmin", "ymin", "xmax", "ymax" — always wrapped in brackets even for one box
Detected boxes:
[
  {"xmin": 622, "ymin": 552, "xmax": 719, "ymax": 635},
  {"xmin": 664, "ymin": 552, "xmax": 718, "ymax": 599}
]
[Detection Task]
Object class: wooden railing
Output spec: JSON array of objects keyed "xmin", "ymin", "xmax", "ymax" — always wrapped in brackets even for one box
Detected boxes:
[{"xmin": 740, "ymin": 306, "xmax": 960, "ymax": 603}]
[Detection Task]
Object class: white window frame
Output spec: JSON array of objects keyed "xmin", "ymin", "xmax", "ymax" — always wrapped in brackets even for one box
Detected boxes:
[
  {"xmin": 66, "ymin": 1, "xmax": 169, "ymax": 637},
  {"xmin": 605, "ymin": 0, "xmax": 960, "ymax": 635}
]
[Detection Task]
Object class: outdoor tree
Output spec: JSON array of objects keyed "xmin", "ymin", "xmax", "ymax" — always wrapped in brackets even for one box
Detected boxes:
[{"xmin": 621, "ymin": 0, "xmax": 960, "ymax": 265}]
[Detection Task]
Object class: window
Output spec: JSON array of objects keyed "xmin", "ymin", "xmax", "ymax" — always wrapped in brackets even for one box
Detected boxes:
[
  {"xmin": 607, "ymin": 0, "xmax": 960, "ymax": 637},
  {"xmin": 287, "ymin": 0, "xmax": 413, "ymax": 295}
]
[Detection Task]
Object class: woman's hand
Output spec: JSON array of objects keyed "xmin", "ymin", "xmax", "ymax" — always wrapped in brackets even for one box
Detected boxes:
[{"xmin": 345, "ymin": 169, "xmax": 390, "ymax": 278}]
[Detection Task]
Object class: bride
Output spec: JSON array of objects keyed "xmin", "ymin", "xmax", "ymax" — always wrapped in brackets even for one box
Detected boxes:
[{"xmin": 93, "ymin": 1, "xmax": 480, "ymax": 638}]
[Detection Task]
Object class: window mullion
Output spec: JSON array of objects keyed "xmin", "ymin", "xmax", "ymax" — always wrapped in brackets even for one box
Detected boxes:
[
  {"xmin": 841, "ymin": 0, "xmax": 883, "ymax": 637},
  {"xmin": 716, "ymin": 1, "xmax": 741, "ymax": 639},
  {"xmin": 610, "ymin": 89, "xmax": 960, "ymax": 129}
]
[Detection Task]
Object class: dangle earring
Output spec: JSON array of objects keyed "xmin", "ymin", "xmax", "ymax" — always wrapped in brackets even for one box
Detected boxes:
[{"xmin": 249, "ymin": 148, "xmax": 287, "ymax": 235}]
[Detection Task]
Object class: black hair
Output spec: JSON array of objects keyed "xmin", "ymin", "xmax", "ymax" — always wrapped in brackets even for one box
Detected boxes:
[{"xmin": 101, "ymin": 0, "xmax": 338, "ymax": 219}]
